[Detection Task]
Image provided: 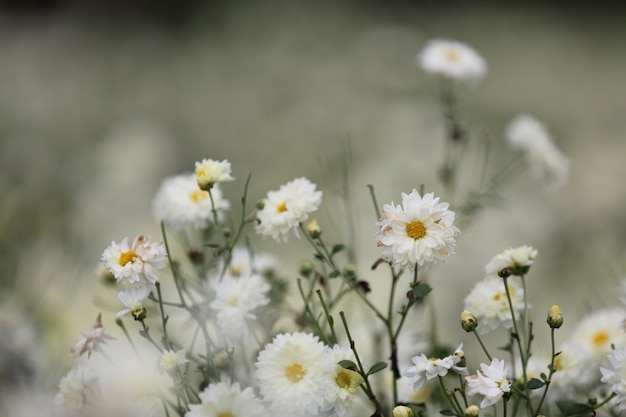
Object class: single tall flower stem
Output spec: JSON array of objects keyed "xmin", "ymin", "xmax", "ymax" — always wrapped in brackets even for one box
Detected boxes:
[
  {"xmin": 534, "ymin": 327, "xmax": 556, "ymax": 416},
  {"xmin": 316, "ymin": 290, "xmax": 338, "ymax": 344},
  {"xmin": 297, "ymin": 279, "xmax": 330, "ymax": 345},
  {"xmin": 437, "ymin": 376, "xmax": 463, "ymax": 417},
  {"xmin": 367, "ymin": 184, "xmax": 381, "ymax": 219},
  {"xmin": 472, "ymin": 330, "xmax": 493, "ymax": 361},
  {"xmin": 139, "ymin": 320, "xmax": 164, "ymax": 352},
  {"xmin": 386, "ymin": 268, "xmax": 401, "ymax": 405},
  {"xmin": 160, "ymin": 221, "xmax": 188, "ymax": 307},
  {"xmin": 155, "ymin": 282, "xmax": 170, "ymax": 349}
]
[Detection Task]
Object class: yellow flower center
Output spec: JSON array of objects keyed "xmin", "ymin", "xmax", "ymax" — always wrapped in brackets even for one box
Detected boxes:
[
  {"xmin": 217, "ymin": 413, "xmax": 234, "ymax": 417},
  {"xmin": 335, "ymin": 368, "xmax": 362, "ymax": 392},
  {"xmin": 190, "ymin": 189, "xmax": 209, "ymax": 202},
  {"xmin": 445, "ymin": 48, "xmax": 459, "ymax": 62},
  {"xmin": 277, "ymin": 201, "xmax": 288, "ymax": 213},
  {"xmin": 119, "ymin": 250, "xmax": 137, "ymax": 266},
  {"xmin": 336, "ymin": 371, "xmax": 352, "ymax": 389},
  {"xmin": 285, "ymin": 364, "xmax": 305, "ymax": 383},
  {"xmin": 554, "ymin": 356, "xmax": 562, "ymax": 371},
  {"xmin": 593, "ymin": 331, "xmax": 609, "ymax": 347},
  {"xmin": 406, "ymin": 220, "xmax": 426, "ymax": 240},
  {"xmin": 229, "ymin": 297, "xmax": 238, "ymax": 306}
]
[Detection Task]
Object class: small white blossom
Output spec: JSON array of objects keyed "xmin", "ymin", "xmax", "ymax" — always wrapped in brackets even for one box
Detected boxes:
[
  {"xmin": 54, "ymin": 363, "xmax": 99, "ymax": 411},
  {"xmin": 195, "ymin": 158, "xmax": 234, "ymax": 190},
  {"xmin": 159, "ymin": 349, "xmax": 189, "ymax": 375},
  {"xmin": 465, "ymin": 358, "xmax": 511, "ymax": 409},
  {"xmin": 70, "ymin": 313, "xmax": 114, "ymax": 358},
  {"xmin": 485, "ymin": 245, "xmax": 538, "ymax": 277},
  {"xmin": 419, "ymin": 39, "xmax": 487, "ymax": 84},
  {"xmin": 600, "ymin": 347, "xmax": 626, "ymax": 411},
  {"xmin": 101, "ymin": 235, "xmax": 166, "ymax": 285},
  {"xmin": 464, "ymin": 277, "xmax": 526, "ymax": 334},
  {"xmin": 403, "ymin": 345, "xmax": 466, "ymax": 392},
  {"xmin": 116, "ymin": 284, "xmax": 153, "ymax": 319}
]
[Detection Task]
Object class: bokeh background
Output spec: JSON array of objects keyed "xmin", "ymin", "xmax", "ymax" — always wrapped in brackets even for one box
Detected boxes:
[{"xmin": 2, "ymin": 0, "xmax": 626, "ymax": 414}]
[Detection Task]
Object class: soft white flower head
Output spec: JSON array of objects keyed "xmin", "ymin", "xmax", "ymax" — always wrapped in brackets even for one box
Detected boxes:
[
  {"xmin": 116, "ymin": 284, "xmax": 153, "ymax": 319},
  {"xmin": 255, "ymin": 177, "xmax": 323, "ymax": 242},
  {"xmin": 255, "ymin": 332, "xmax": 328, "ymax": 416},
  {"xmin": 464, "ymin": 277, "xmax": 526, "ymax": 334},
  {"xmin": 485, "ymin": 245, "xmax": 538, "ymax": 277},
  {"xmin": 54, "ymin": 363, "xmax": 99, "ymax": 411},
  {"xmin": 321, "ymin": 344, "xmax": 363, "ymax": 417},
  {"xmin": 152, "ymin": 173, "xmax": 230, "ymax": 231},
  {"xmin": 101, "ymin": 235, "xmax": 166, "ymax": 285},
  {"xmin": 375, "ymin": 190, "xmax": 460, "ymax": 270},
  {"xmin": 506, "ymin": 115, "xmax": 570, "ymax": 190},
  {"xmin": 186, "ymin": 382, "xmax": 265, "ymax": 417},
  {"xmin": 159, "ymin": 349, "xmax": 189, "ymax": 375},
  {"xmin": 195, "ymin": 158, "xmax": 234, "ymax": 190},
  {"xmin": 549, "ymin": 341, "xmax": 595, "ymax": 397},
  {"xmin": 568, "ymin": 307, "xmax": 626, "ymax": 363},
  {"xmin": 419, "ymin": 39, "xmax": 487, "ymax": 84},
  {"xmin": 224, "ymin": 246, "xmax": 278, "ymax": 277},
  {"xmin": 600, "ymin": 346, "xmax": 626, "ymax": 411},
  {"xmin": 70, "ymin": 313, "xmax": 114, "ymax": 358},
  {"xmin": 465, "ymin": 358, "xmax": 511, "ymax": 409},
  {"xmin": 209, "ymin": 273, "xmax": 270, "ymax": 340}
]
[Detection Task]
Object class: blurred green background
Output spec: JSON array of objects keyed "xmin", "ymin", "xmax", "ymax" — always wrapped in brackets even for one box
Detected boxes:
[{"xmin": 2, "ymin": 0, "xmax": 626, "ymax": 413}]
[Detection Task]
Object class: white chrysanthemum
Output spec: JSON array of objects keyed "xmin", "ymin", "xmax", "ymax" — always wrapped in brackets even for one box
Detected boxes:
[
  {"xmin": 600, "ymin": 347, "xmax": 626, "ymax": 411},
  {"xmin": 186, "ymin": 382, "xmax": 265, "ymax": 417},
  {"xmin": 209, "ymin": 273, "xmax": 270, "ymax": 339},
  {"xmin": 485, "ymin": 245, "xmax": 538, "ymax": 277},
  {"xmin": 506, "ymin": 115, "xmax": 570, "ymax": 190},
  {"xmin": 55, "ymin": 363, "xmax": 99, "ymax": 410},
  {"xmin": 195, "ymin": 158, "xmax": 234, "ymax": 190},
  {"xmin": 116, "ymin": 284, "xmax": 153, "ymax": 319},
  {"xmin": 159, "ymin": 349, "xmax": 189, "ymax": 375},
  {"xmin": 568, "ymin": 308, "xmax": 626, "ymax": 363},
  {"xmin": 464, "ymin": 277, "xmax": 526, "ymax": 334},
  {"xmin": 152, "ymin": 173, "xmax": 230, "ymax": 231},
  {"xmin": 71, "ymin": 313, "xmax": 114, "ymax": 358},
  {"xmin": 419, "ymin": 39, "xmax": 487, "ymax": 83},
  {"xmin": 224, "ymin": 246, "xmax": 278, "ymax": 277},
  {"xmin": 255, "ymin": 332, "xmax": 328, "ymax": 416},
  {"xmin": 101, "ymin": 235, "xmax": 167, "ymax": 285},
  {"xmin": 465, "ymin": 358, "xmax": 511, "ymax": 409},
  {"xmin": 375, "ymin": 190, "xmax": 459, "ymax": 270},
  {"xmin": 255, "ymin": 177, "xmax": 323, "ymax": 242},
  {"xmin": 403, "ymin": 344, "xmax": 466, "ymax": 392},
  {"xmin": 549, "ymin": 342, "xmax": 595, "ymax": 397},
  {"xmin": 321, "ymin": 344, "xmax": 362, "ymax": 417}
]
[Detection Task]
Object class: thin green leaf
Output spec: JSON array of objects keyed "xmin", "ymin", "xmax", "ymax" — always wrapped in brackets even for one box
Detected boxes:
[{"xmin": 366, "ymin": 361, "xmax": 388, "ymax": 375}]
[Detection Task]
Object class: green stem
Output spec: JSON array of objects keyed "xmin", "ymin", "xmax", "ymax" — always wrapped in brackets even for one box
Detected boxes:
[
  {"xmin": 533, "ymin": 327, "xmax": 556, "ymax": 416},
  {"xmin": 437, "ymin": 376, "xmax": 463, "ymax": 417},
  {"xmin": 367, "ymin": 184, "xmax": 381, "ymax": 219},
  {"xmin": 160, "ymin": 221, "xmax": 188, "ymax": 307},
  {"xmin": 316, "ymin": 290, "xmax": 338, "ymax": 344},
  {"xmin": 472, "ymin": 330, "xmax": 492, "ymax": 362},
  {"xmin": 155, "ymin": 282, "xmax": 170, "ymax": 350}
]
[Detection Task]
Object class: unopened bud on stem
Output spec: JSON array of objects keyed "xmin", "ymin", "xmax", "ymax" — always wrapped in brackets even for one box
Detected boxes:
[
  {"xmin": 547, "ymin": 305, "xmax": 563, "ymax": 329},
  {"xmin": 461, "ymin": 310, "xmax": 478, "ymax": 332}
]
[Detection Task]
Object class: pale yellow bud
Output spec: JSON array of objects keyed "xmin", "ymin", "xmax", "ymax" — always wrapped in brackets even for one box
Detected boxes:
[
  {"xmin": 461, "ymin": 310, "xmax": 478, "ymax": 332},
  {"xmin": 392, "ymin": 405, "xmax": 413, "ymax": 417},
  {"xmin": 547, "ymin": 305, "xmax": 563, "ymax": 329},
  {"xmin": 464, "ymin": 405, "xmax": 479, "ymax": 417},
  {"xmin": 306, "ymin": 219, "xmax": 321, "ymax": 239}
]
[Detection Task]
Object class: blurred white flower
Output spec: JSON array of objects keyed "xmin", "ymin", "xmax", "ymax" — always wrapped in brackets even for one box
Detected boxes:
[
  {"xmin": 255, "ymin": 332, "xmax": 328, "ymax": 416},
  {"xmin": 255, "ymin": 177, "xmax": 323, "ymax": 242},
  {"xmin": 419, "ymin": 39, "xmax": 487, "ymax": 83},
  {"xmin": 153, "ymin": 174, "xmax": 230, "ymax": 231},
  {"xmin": 484, "ymin": 245, "xmax": 538, "ymax": 277},
  {"xmin": 465, "ymin": 358, "xmax": 511, "ymax": 409},
  {"xmin": 116, "ymin": 284, "xmax": 153, "ymax": 320},
  {"xmin": 375, "ymin": 190, "xmax": 459, "ymax": 270},
  {"xmin": 600, "ymin": 346, "xmax": 626, "ymax": 411},
  {"xmin": 186, "ymin": 382, "xmax": 265, "ymax": 417},
  {"xmin": 195, "ymin": 158, "xmax": 234, "ymax": 191},
  {"xmin": 158, "ymin": 349, "xmax": 188, "ymax": 375},
  {"xmin": 321, "ymin": 344, "xmax": 362, "ymax": 417},
  {"xmin": 224, "ymin": 246, "xmax": 278, "ymax": 277},
  {"xmin": 568, "ymin": 307, "xmax": 626, "ymax": 363},
  {"xmin": 101, "ymin": 235, "xmax": 167, "ymax": 285},
  {"xmin": 549, "ymin": 342, "xmax": 595, "ymax": 397},
  {"xmin": 54, "ymin": 363, "xmax": 99, "ymax": 411},
  {"xmin": 70, "ymin": 313, "xmax": 114, "ymax": 358},
  {"xmin": 506, "ymin": 115, "xmax": 570, "ymax": 190},
  {"xmin": 464, "ymin": 277, "xmax": 526, "ymax": 334}
]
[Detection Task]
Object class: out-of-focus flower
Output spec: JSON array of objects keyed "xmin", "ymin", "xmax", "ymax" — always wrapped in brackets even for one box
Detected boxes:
[
  {"xmin": 506, "ymin": 115, "xmax": 570, "ymax": 190},
  {"xmin": 158, "ymin": 349, "xmax": 189, "ymax": 375},
  {"xmin": 600, "ymin": 346, "xmax": 626, "ymax": 411},
  {"xmin": 225, "ymin": 246, "xmax": 277, "ymax": 277},
  {"xmin": 568, "ymin": 307, "xmax": 626, "ymax": 363},
  {"xmin": 70, "ymin": 313, "xmax": 114, "ymax": 358},
  {"xmin": 186, "ymin": 382, "xmax": 265, "ymax": 417},
  {"xmin": 485, "ymin": 245, "xmax": 538, "ymax": 278},
  {"xmin": 321, "ymin": 344, "xmax": 363, "ymax": 417},
  {"xmin": 255, "ymin": 177, "xmax": 323, "ymax": 242},
  {"xmin": 54, "ymin": 363, "xmax": 99, "ymax": 411},
  {"xmin": 153, "ymin": 174, "xmax": 230, "ymax": 231},
  {"xmin": 547, "ymin": 341, "xmax": 594, "ymax": 397},
  {"xmin": 464, "ymin": 277, "xmax": 526, "ymax": 334},
  {"xmin": 465, "ymin": 358, "xmax": 511, "ymax": 409},
  {"xmin": 101, "ymin": 235, "xmax": 167, "ymax": 285},
  {"xmin": 195, "ymin": 158, "xmax": 234, "ymax": 191},
  {"xmin": 116, "ymin": 284, "xmax": 153, "ymax": 320},
  {"xmin": 255, "ymin": 332, "xmax": 328, "ymax": 416},
  {"xmin": 419, "ymin": 39, "xmax": 487, "ymax": 84},
  {"xmin": 375, "ymin": 190, "xmax": 459, "ymax": 270},
  {"xmin": 403, "ymin": 345, "xmax": 465, "ymax": 391}
]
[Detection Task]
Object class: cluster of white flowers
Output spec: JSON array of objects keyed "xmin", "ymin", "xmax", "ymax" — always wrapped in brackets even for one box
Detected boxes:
[{"xmin": 186, "ymin": 382, "xmax": 265, "ymax": 417}]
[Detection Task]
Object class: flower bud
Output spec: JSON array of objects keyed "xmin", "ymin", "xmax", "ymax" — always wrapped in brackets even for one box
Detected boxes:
[
  {"xmin": 131, "ymin": 306, "xmax": 147, "ymax": 321},
  {"xmin": 392, "ymin": 405, "xmax": 413, "ymax": 417},
  {"xmin": 255, "ymin": 200, "xmax": 265, "ymax": 210},
  {"xmin": 222, "ymin": 226, "xmax": 232, "ymax": 238},
  {"xmin": 343, "ymin": 264, "xmax": 356, "ymax": 278},
  {"xmin": 299, "ymin": 261, "xmax": 314, "ymax": 277},
  {"xmin": 460, "ymin": 310, "xmax": 478, "ymax": 332},
  {"xmin": 498, "ymin": 267, "xmax": 512, "ymax": 279},
  {"xmin": 547, "ymin": 305, "xmax": 563, "ymax": 329},
  {"xmin": 464, "ymin": 405, "xmax": 479, "ymax": 417},
  {"xmin": 306, "ymin": 219, "xmax": 321, "ymax": 239}
]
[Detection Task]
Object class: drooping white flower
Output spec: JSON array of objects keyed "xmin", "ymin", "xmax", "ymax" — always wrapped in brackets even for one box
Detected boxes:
[
  {"xmin": 485, "ymin": 245, "xmax": 538, "ymax": 278},
  {"xmin": 321, "ymin": 344, "xmax": 363, "ymax": 417},
  {"xmin": 403, "ymin": 344, "xmax": 466, "ymax": 391},
  {"xmin": 70, "ymin": 313, "xmax": 114, "ymax": 358},
  {"xmin": 600, "ymin": 347, "xmax": 626, "ymax": 411},
  {"xmin": 419, "ymin": 39, "xmax": 487, "ymax": 84},
  {"xmin": 195, "ymin": 158, "xmax": 234, "ymax": 190},
  {"xmin": 506, "ymin": 115, "xmax": 570, "ymax": 190},
  {"xmin": 464, "ymin": 277, "xmax": 526, "ymax": 334},
  {"xmin": 568, "ymin": 308, "xmax": 626, "ymax": 363},
  {"xmin": 152, "ymin": 173, "xmax": 230, "ymax": 231},
  {"xmin": 255, "ymin": 332, "xmax": 328, "ymax": 416},
  {"xmin": 159, "ymin": 349, "xmax": 189, "ymax": 375},
  {"xmin": 465, "ymin": 358, "xmax": 511, "ymax": 409},
  {"xmin": 116, "ymin": 284, "xmax": 153, "ymax": 320},
  {"xmin": 209, "ymin": 273, "xmax": 270, "ymax": 339},
  {"xmin": 186, "ymin": 382, "xmax": 265, "ymax": 417},
  {"xmin": 54, "ymin": 363, "xmax": 99, "ymax": 411},
  {"xmin": 255, "ymin": 177, "xmax": 323, "ymax": 242},
  {"xmin": 101, "ymin": 235, "xmax": 167, "ymax": 285},
  {"xmin": 376, "ymin": 190, "xmax": 460, "ymax": 270}
]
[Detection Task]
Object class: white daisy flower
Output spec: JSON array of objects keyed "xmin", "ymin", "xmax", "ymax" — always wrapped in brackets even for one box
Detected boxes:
[
  {"xmin": 54, "ymin": 363, "xmax": 99, "ymax": 411},
  {"xmin": 375, "ymin": 190, "xmax": 460, "ymax": 270},
  {"xmin": 465, "ymin": 358, "xmax": 511, "ymax": 409},
  {"xmin": 159, "ymin": 349, "xmax": 189, "ymax": 375},
  {"xmin": 464, "ymin": 277, "xmax": 526, "ymax": 334},
  {"xmin": 186, "ymin": 382, "xmax": 265, "ymax": 417},
  {"xmin": 70, "ymin": 313, "xmax": 114, "ymax": 358},
  {"xmin": 255, "ymin": 332, "xmax": 328, "ymax": 416},
  {"xmin": 255, "ymin": 177, "xmax": 323, "ymax": 242},
  {"xmin": 600, "ymin": 346, "xmax": 626, "ymax": 411},
  {"xmin": 321, "ymin": 344, "xmax": 363, "ymax": 417},
  {"xmin": 568, "ymin": 308, "xmax": 626, "ymax": 363},
  {"xmin": 484, "ymin": 245, "xmax": 538, "ymax": 278},
  {"xmin": 506, "ymin": 115, "xmax": 570, "ymax": 190},
  {"xmin": 403, "ymin": 344, "xmax": 466, "ymax": 392},
  {"xmin": 419, "ymin": 39, "xmax": 487, "ymax": 84},
  {"xmin": 101, "ymin": 235, "xmax": 167, "ymax": 285},
  {"xmin": 116, "ymin": 284, "xmax": 153, "ymax": 320},
  {"xmin": 195, "ymin": 158, "xmax": 234, "ymax": 191},
  {"xmin": 152, "ymin": 173, "xmax": 230, "ymax": 231},
  {"xmin": 209, "ymin": 273, "xmax": 270, "ymax": 340}
]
